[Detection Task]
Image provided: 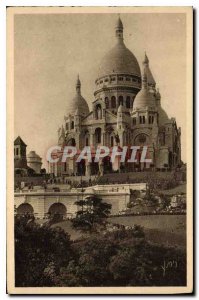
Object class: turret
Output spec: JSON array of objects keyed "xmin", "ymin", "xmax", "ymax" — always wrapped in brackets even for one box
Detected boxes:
[
  {"xmin": 14, "ymin": 136, "xmax": 28, "ymax": 172},
  {"xmin": 156, "ymin": 88, "xmax": 161, "ymax": 106},
  {"xmin": 76, "ymin": 74, "xmax": 81, "ymax": 94},
  {"xmin": 14, "ymin": 136, "xmax": 27, "ymax": 161},
  {"xmin": 142, "ymin": 52, "xmax": 156, "ymax": 89},
  {"xmin": 117, "ymin": 104, "xmax": 125, "ymax": 128},
  {"xmin": 61, "ymin": 125, "xmax": 65, "ymax": 137}
]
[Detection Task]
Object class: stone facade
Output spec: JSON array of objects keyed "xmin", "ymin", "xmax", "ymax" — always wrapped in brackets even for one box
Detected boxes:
[
  {"xmin": 49, "ymin": 17, "xmax": 181, "ymax": 177},
  {"xmin": 14, "ymin": 183, "xmax": 147, "ymax": 218},
  {"xmin": 14, "ymin": 136, "xmax": 42, "ymax": 176}
]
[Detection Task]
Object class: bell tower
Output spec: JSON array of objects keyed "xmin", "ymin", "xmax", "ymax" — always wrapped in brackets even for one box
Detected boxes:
[{"xmin": 14, "ymin": 136, "xmax": 28, "ymax": 172}]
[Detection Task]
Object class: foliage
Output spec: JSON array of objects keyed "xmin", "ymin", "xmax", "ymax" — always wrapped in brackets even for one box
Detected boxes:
[
  {"xmin": 159, "ymin": 194, "xmax": 171, "ymax": 209},
  {"xmin": 15, "ymin": 216, "xmax": 72, "ymax": 287},
  {"xmin": 57, "ymin": 228, "xmax": 186, "ymax": 287},
  {"xmin": 143, "ymin": 189, "xmax": 159, "ymax": 206},
  {"xmin": 72, "ymin": 196, "xmax": 112, "ymax": 231},
  {"xmin": 15, "ymin": 216, "xmax": 186, "ymax": 287}
]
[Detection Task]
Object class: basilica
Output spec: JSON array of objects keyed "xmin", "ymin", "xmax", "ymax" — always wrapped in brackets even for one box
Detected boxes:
[{"xmin": 49, "ymin": 17, "xmax": 181, "ymax": 177}]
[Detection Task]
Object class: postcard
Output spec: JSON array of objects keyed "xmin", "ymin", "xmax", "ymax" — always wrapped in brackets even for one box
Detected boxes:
[{"xmin": 7, "ymin": 6, "xmax": 193, "ymax": 294}]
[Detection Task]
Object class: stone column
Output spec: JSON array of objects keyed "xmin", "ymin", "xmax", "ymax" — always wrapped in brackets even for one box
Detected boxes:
[
  {"xmin": 99, "ymin": 159, "xmax": 104, "ymax": 176},
  {"xmin": 89, "ymin": 128, "xmax": 95, "ymax": 147},
  {"xmin": 85, "ymin": 162, "xmax": 91, "ymax": 177},
  {"xmin": 136, "ymin": 111, "xmax": 139, "ymax": 124},
  {"xmin": 102, "ymin": 130, "xmax": 106, "ymax": 145}
]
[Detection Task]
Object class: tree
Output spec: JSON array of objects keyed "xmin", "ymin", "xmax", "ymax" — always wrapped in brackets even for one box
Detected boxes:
[
  {"xmin": 143, "ymin": 189, "xmax": 159, "ymax": 206},
  {"xmin": 15, "ymin": 216, "xmax": 72, "ymax": 287},
  {"xmin": 159, "ymin": 194, "xmax": 171, "ymax": 209},
  {"xmin": 72, "ymin": 196, "xmax": 112, "ymax": 231}
]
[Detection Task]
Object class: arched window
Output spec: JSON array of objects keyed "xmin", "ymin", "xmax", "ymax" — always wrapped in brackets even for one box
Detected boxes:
[
  {"xmin": 71, "ymin": 121, "xmax": 74, "ymax": 129},
  {"xmin": 68, "ymin": 138, "xmax": 76, "ymax": 146},
  {"xmin": 111, "ymin": 96, "xmax": 116, "ymax": 108},
  {"xmin": 126, "ymin": 96, "xmax": 130, "ymax": 109},
  {"xmin": 96, "ymin": 104, "xmax": 102, "ymax": 119},
  {"xmin": 105, "ymin": 97, "xmax": 109, "ymax": 108},
  {"xmin": 131, "ymin": 96, "xmax": 135, "ymax": 108},
  {"xmin": 149, "ymin": 116, "xmax": 151, "ymax": 124},
  {"xmin": 95, "ymin": 128, "xmax": 101, "ymax": 144},
  {"xmin": 160, "ymin": 133, "xmax": 165, "ymax": 146},
  {"xmin": 139, "ymin": 116, "xmax": 145, "ymax": 124},
  {"xmin": 110, "ymin": 136, "xmax": 114, "ymax": 147},
  {"xmin": 118, "ymin": 95, "xmax": 123, "ymax": 106}
]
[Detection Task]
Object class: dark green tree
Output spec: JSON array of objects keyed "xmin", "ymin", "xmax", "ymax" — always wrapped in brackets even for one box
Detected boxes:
[
  {"xmin": 15, "ymin": 216, "xmax": 72, "ymax": 287},
  {"xmin": 72, "ymin": 195, "xmax": 112, "ymax": 231}
]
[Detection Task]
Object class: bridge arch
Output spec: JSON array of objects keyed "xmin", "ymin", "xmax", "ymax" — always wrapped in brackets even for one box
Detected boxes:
[
  {"xmin": 48, "ymin": 203, "xmax": 67, "ymax": 219},
  {"xmin": 17, "ymin": 203, "xmax": 34, "ymax": 216}
]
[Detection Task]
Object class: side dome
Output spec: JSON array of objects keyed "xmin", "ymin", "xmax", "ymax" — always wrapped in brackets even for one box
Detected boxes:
[
  {"xmin": 97, "ymin": 17, "xmax": 141, "ymax": 78},
  {"xmin": 27, "ymin": 151, "xmax": 41, "ymax": 159},
  {"xmin": 156, "ymin": 89, "xmax": 169, "ymax": 125},
  {"xmin": 133, "ymin": 71, "xmax": 156, "ymax": 109},
  {"xmin": 158, "ymin": 106, "xmax": 169, "ymax": 125},
  {"xmin": 66, "ymin": 76, "xmax": 89, "ymax": 116}
]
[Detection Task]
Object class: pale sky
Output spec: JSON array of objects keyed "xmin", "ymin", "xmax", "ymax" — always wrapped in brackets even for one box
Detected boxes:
[{"xmin": 14, "ymin": 12, "xmax": 187, "ymax": 168}]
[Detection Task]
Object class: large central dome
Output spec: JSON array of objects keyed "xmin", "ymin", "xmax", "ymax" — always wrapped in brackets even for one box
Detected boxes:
[
  {"xmin": 98, "ymin": 43, "xmax": 141, "ymax": 78},
  {"xmin": 97, "ymin": 17, "xmax": 141, "ymax": 79}
]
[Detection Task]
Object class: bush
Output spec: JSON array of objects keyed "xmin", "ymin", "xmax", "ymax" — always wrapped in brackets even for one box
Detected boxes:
[{"xmin": 15, "ymin": 217, "xmax": 186, "ymax": 287}]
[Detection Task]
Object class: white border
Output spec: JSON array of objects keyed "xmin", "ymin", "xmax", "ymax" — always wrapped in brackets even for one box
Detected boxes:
[{"xmin": 0, "ymin": 1, "xmax": 196, "ymax": 299}]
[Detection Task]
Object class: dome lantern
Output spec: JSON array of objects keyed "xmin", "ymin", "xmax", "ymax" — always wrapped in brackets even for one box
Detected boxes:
[
  {"xmin": 142, "ymin": 52, "xmax": 156, "ymax": 87},
  {"xmin": 142, "ymin": 68, "xmax": 148, "ymax": 89},
  {"xmin": 115, "ymin": 16, "xmax": 124, "ymax": 43},
  {"xmin": 76, "ymin": 74, "xmax": 81, "ymax": 94},
  {"xmin": 143, "ymin": 52, "xmax": 149, "ymax": 66}
]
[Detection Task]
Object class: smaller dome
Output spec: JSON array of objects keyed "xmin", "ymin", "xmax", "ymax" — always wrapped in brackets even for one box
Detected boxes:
[
  {"xmin": 133, "ymin": 71, "xmax": 156, "ymax": 109},
  {"xmin": 69, "ymin": 94, "xmax": 89, "ymax": 116},
  {"xmin": 158, "ymin": 106, "xmax": 169, "ymax": 125},
  {"xmin": 66, "ymin": 76, "xmax": 89, "ymax": 116},
  {"xmin": 27, "ymin": 151, "xmax": 41, "ymax": 159}
]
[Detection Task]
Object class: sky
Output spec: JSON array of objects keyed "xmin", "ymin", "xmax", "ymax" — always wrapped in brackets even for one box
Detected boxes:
[{"xmin": 14, "ymin": 12, "xmax": 187, "ymax": 168}]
